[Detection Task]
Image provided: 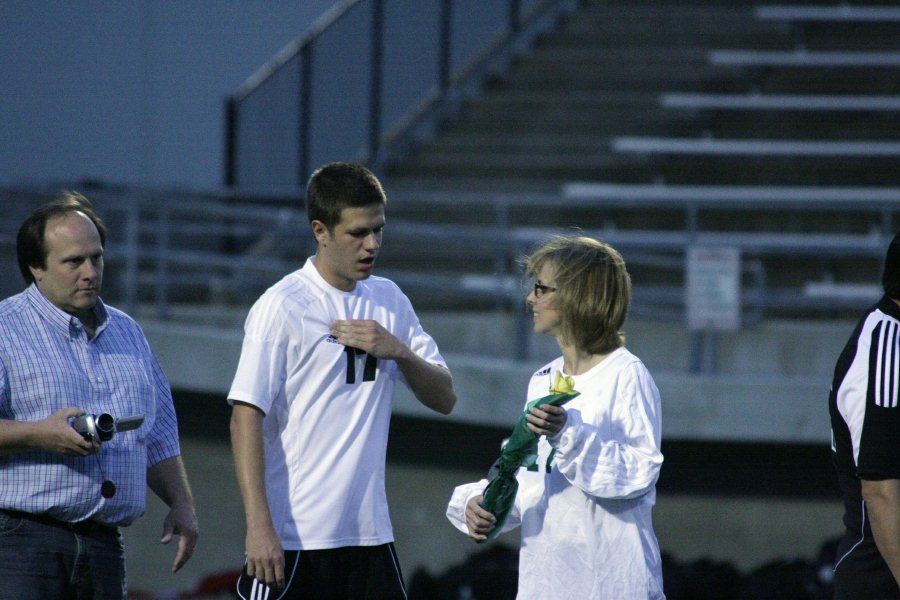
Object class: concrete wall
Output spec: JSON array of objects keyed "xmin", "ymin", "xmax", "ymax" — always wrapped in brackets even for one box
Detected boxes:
[
  {"xmin": 0, "ymin": 1, "xmax": 335, "ymax": 190},
  {"xmin": 142, "ymin": 310, "xmax": 852, "ymax": 444}
]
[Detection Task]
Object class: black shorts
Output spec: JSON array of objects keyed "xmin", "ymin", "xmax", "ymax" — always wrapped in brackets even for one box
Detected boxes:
[
  {"xmin": 834, "ymin": 536, "xmax": 900, "ymax": 600},
  {"xmin": 236, "ymin": 543, "xmax": 407, "ymax": 600}
]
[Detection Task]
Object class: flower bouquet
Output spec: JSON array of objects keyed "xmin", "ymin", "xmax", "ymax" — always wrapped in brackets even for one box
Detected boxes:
[{"xmin": 478, "ymin": 372, "xmax": 579, "ymax": 542}]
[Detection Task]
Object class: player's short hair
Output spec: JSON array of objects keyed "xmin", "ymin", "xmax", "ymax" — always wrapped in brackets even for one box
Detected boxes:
[{"xmin": 306, "ymin": 162, "xmax": 386, "ymax": 231}]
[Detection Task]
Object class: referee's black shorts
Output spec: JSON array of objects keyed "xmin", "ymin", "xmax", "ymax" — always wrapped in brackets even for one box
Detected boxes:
[
  {"xmin": 236, "ymin": 542, "xmax": 407, "ymax": 600},
  {"xmin": 834, "ymin": 538, "xmax": 900, "ymax": 600}
]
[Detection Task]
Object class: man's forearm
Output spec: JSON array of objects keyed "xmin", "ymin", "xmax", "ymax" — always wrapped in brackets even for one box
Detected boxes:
[
  {"xmin": 862, "ymin": 478, "xmax": 900, "ymax": 588},
  {"xmin": 147, "ymin": 456, "xmax": 195, "ymax": 509},
  {"xmin": 0, "ymin": 418, "xmax": 38, "ymax": 454},
  {"xmin": 396, "ymin": 351, "xmax": 456, "ymax": 415},
  {"xmin": 230, "ymin": 402, "xmax": 276, "ymax": 529},
  {"xmin": 0, "ymin": 409, "xmax": 95, "ymax": 457}
]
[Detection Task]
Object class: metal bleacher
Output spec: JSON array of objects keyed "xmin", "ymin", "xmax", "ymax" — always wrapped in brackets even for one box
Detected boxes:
[
  {"xmin": 386, "ymin": 1, "xmax": 895, "ymax": 186},
  {"xmin": 379, "ymin": 0, "xmax": 900, "ymax": 324},
  {"xmin": 754, "ymin": 4, "xmax": 900, "ymax": 22},
  {"xmin": 1, "ymin": 1, "xmax": 896, "ymax": 449},
  {"xmin": 603, "ymin": 2, "xmax": 900, "ymax": 180},
  {"xmin": 659, "ymin": 92, "xmax": 900, "ymax": 111},
  {"xmin": 4, "ymin": 1, "xmax": 895, "ymax": 359},
  {"xmin": 708, "ymin": 48, "xmax": 900, "ymax": 67}
]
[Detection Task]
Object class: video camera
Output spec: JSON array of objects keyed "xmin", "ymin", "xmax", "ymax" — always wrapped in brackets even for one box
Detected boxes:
[{"xmin": 71, "ymin": 413, "xmax": 145, "ymax": 443}]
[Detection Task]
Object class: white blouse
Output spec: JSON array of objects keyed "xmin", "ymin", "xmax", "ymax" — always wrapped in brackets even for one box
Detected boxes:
[{"xmin": 447, "ymin": 347, "xmax": 666, "ymax": 599}]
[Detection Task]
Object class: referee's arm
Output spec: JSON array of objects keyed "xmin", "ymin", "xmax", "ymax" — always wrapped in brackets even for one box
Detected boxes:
[{"xmin": 862, "ymin": 477, "xmax": 900, "ymax": 589}]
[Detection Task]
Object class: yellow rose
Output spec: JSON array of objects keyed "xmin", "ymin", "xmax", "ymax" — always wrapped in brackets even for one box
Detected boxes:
[{"xmin": 549, "ymin": 371, "xmax": 576, "ymax": 395}]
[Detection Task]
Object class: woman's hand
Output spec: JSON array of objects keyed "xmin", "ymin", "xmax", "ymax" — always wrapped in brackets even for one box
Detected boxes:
[
  {"xmin": 465, "ymin": 495, "xmax": 497, "ymax": 541},
  {"xmin": 526, "ymin": 404, "xmax": 568, "ymax": 437}
]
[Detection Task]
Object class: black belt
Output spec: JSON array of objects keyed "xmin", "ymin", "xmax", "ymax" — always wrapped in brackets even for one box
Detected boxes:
[{"xmin": 0, "ymin": 509, "xmax": 118, "ymax": 536}]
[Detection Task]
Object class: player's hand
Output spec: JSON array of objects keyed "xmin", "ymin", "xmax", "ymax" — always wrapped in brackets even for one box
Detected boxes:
[
  {"xmin": 526, "ymin": 404, "xmax": 568, "ymax": 438},
  {"xmin": 331, "ymin": 319, "xmax": 404, "ymax": 359},
  {"xmin": 465, "ymin": 495, "xmax": 497, "ymax": 541},
  {"xmin": 246, "ymin": 525, "xmax": 285, "ymax": 589},
  {"xmin": 38, "ymin": 408, "xmax": 99, "ymax": 456}
]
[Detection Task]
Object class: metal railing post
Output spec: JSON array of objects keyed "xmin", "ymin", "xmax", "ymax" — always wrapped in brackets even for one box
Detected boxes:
[
  {"xmin": 439, "ymin": 0, "xmax": 452, "ymax": 93},
  {"xmin": 155, "ymin": 204, "xmax": 171, "ymax": 319},
  {"xmin": 299, "ymin": 44, "xmax": 313, "ymax": 187},
  {"xmin": 509, "ymin": 0, "xmax": 522, "ymax": 35},
  {"xmin": 224, "ymin": 96, "xmax": 237, "ymax": 187},
  {"xmin": 368, "ymin": 0, "xmax": 385, "ymax": 163},
  {"xmin": 123, "ymin": 202, "xmax": 140, "ymax": 316}
]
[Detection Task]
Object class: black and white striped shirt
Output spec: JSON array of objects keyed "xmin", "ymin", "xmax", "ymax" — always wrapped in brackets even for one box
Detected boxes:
[{"xmin": 830, "ymin": 294, "xmax": 900, "ymax": 597}]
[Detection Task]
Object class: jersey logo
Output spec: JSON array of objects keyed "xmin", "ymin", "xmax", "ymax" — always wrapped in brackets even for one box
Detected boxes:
[{"xmin": 871, "ymin": 319, "xmax": 900, "ymax": 408}]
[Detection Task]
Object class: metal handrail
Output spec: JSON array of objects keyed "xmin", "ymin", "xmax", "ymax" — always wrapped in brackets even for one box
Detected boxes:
[
  {"xmin": 84, "ymin": 191, "xmax": 895, "ymax": 314},
  {"xmin": 1, "ymin": 185, "xmax": 897, "ymax": 367},
  {"xmin": 224, "ymin": 0, "xmax": 578, "ymax": 188}
]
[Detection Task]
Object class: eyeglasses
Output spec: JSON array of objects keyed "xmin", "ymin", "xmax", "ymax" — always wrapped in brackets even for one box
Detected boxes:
[{"xmin": 533, "ymin": 283, "xmax": 557, "ymax": 297}]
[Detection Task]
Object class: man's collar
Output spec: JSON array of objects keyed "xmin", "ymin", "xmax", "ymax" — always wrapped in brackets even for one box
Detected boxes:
[{"xmin": 25, "ymin": 283, "xmax": 109, "ymax": 336}]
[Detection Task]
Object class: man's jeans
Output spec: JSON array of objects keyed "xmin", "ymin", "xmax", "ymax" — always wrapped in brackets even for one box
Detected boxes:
[{"xmin": 0, "ymin": 509, "xmax": 126, "ymax": 600}]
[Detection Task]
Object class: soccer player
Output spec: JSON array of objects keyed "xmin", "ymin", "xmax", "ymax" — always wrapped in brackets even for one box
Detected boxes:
[{"xmin": 228, "ymin": 162, "xmax": 457, "ymax": 599}]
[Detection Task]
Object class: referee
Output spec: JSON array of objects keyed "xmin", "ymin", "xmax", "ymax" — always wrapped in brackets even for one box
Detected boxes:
[{"xmin": 830, "ymin": 231, "xmax": 900, "ymax": 599}]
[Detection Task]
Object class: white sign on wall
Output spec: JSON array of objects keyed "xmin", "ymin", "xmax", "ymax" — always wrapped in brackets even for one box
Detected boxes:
[{"xmin": 686, "ymin": 245, "xmax": 741, "ymax": 331}]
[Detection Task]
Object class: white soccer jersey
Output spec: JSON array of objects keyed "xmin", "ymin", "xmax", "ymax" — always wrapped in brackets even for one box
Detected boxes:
[
  {"xmin": 229, "ymin": 258, "xmax": 446, "ymax": 550},
  {"xmin": 448, "ymin": 347, "xmax": 666, "ymax": 600}
]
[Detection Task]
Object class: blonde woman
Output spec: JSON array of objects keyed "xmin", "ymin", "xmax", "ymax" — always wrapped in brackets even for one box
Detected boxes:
[{"xmin": 447, "ymin": 235, "xmax": 665, "ymax": 599}]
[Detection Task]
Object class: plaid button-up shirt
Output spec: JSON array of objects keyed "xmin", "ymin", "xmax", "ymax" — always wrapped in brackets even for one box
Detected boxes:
[{"xmin": 0, "ymin": 284, "xmax": 181, "ymax": 526}]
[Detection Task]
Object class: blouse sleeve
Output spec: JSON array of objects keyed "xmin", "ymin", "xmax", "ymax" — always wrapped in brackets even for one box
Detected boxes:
[
  {"xmin": 446, "ymin": 478, "xmax": 524, "ymax": 536},
  {"xmin": 446, "ymin": 479, "xmax": 487, "ymax": 534},
  {"xmin": 548, "ymin": 362, "xmax": 663, "ymax": 500}
]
